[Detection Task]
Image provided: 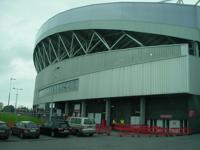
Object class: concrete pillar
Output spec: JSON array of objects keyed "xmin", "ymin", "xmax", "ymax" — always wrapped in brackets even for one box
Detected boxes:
[
  {"xmin": 81, "ymin": 101, "xmax": 86, "ymax": 117},
  {"xmin": 105, "ymin": 99, "xmax": 111, "ymax": 126},
  {"xmin": 194, "ymin": 41, "xmax": 199, "ymax": 57},
  {"xmin": 140, "ymin": 97, "xmax": 146, "ymax": 125},
  {"xmin": 64, "ymin": 102, "xmax": 69, "ymax": 116},
  {"xmin": 49, "ymin": 102, "xmax": 53, "ymax": 121}
]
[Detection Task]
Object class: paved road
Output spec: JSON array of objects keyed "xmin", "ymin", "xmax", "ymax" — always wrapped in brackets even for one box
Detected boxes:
[{"xmin": 1, "ymin": 133, "xmax": 200, "ymax": 150}]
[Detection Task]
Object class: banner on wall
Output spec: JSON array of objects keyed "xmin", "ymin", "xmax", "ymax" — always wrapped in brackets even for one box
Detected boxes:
[
  {"xmin": 95, "ymin": 113, "xmax": 101, "ymax": 124},
  {"xmin": 169, "ymin": 120, "xmax": 180, "ymax": 128},
  {"xmin": 188, "ymin": 110, "xmax": 196, "ymax": 118},
  {"xmin": 74, "ymin": 104, "xmax": 80, "ymax": 112},
  {"xmin": 130, "ymin": 116, "xmax": 140, "ymax": 125}
]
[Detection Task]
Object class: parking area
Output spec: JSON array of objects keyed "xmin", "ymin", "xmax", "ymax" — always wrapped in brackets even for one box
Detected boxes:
[{"xmin": 1, "ymin": 133, "xmax": 200, "ymax": 150}]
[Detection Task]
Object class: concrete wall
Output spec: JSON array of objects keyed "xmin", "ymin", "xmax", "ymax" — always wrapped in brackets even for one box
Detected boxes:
[
  {"xmin": 188, "ymin": 95, "xmax": 200, "ymax": 133},
  {"xmin": 146, "ymin": 94, "xmax": 188, "ymax": 120}
]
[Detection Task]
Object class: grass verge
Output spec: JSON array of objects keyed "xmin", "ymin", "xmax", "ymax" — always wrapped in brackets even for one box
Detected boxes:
[{"xmin": 0, "ymin": 112, "xmax": 44, "ymax": 127}]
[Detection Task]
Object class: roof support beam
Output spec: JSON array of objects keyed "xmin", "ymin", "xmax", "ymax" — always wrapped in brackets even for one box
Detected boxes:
[
  {"xmin": 37, "ymin": 47, "xmax": 46, "ymax": 68},
  {"xmin": 125, "ymin": 33, "xmax": 144, "ymax": 46},
  {"xmin": 33, "ymin": 55, "xmax": 39, "ymax": 72},
  {"xmin": 111, "ymin": 34, "xmax": 126, "ymax": 49},
  {"xmin": 73, "ymin": 32, "xmax": 87, "ymax": 54},
  {"xmin": 94, "ymin": 31, "xmax": 111, "ymax": 50},
  {"xmin": 195, "ymin": 0, "xmax": 200, "ymax": 5},
  {"xmin": 49, "ymin": 38, "xmax": 59, "ymax": 62},
  {"xmin": 58, "ymin": 34, "xmax": 71, "ymax": 58},
  {"xmin": 42, "ymin": 42, "xmax": 51, "ymax": 65},
  {"xmin": 72, "ymin": 47, "xmax": 82, "ymax": 57},
  {"xmin": 88, "ymin": 41, "xmax": 101, "ymax": 53},
  {"xmin": 35, "ymin": 51, "xmax": 43, "ymax": 71},
  {"xmin": 87, "ymin": 32, "xmax": 95, "ymax": 51}
]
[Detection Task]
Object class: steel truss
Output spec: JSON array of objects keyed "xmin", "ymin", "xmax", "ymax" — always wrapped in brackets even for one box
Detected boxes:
[{"xmin": 33, "ymin": 29, "xmax": 191, "ymax": 72}]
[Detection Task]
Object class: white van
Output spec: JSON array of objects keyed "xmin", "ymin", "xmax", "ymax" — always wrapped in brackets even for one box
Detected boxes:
[{"xmin": 68, "ymin": 117, "xmax": 96, "ymax": 136}]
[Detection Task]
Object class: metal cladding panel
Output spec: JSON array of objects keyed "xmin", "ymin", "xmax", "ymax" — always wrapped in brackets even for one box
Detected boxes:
[
  {"xmin": 189, "ymin": 56, "xmax": 200, "ymax": 95},
  {"xmin": 34, "ymin": 44, "xmax": 189, "ymax": 105},
  {"xmin": 60, "ymin": 58, "xmax": 80, "ymax": 80},
  {"xmin": 104, "ymin": 50, "xmax": 132, "ymax": 69},
  {"xmin": 35, "ymin": 44, "xmax": 183, "ymax": 89},
  {"xmin": 79, "ymin": 54, "xmax": 105, "ymax": 75},
  {"xmin": 79, "ymin": 57, "xmax": 189, "ymax": 99},
  {"xmin": 198, "ymin": 8, "xmax": 200, "ymax": 27},
  {"xmin": 35, "ymin": 2, "xmax": 200, "ymax": 45}
]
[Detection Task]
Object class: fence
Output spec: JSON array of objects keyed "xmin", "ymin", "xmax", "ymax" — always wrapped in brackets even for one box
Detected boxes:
[
  {"xmin": 113, "ymin": 124, "xmax": 191, "ymax": 137},
  {"xmin": 96, "ymin": 124, "xmax": 112, "ymax": 135}
]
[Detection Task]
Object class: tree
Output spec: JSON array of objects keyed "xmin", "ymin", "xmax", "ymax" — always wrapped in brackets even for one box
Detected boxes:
[{"xmin": 2, "ymin": 105, "xmax": 15, "ymax": 112}]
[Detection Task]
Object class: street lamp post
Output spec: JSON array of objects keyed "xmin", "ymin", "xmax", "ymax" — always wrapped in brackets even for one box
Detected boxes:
[
  {"xmin": 7, "ymin": 78, "xmax": 16, "ymax": 106},
  {"xmin": 13, "ymin": 88, "xmax": 23, "ymax": 114}
]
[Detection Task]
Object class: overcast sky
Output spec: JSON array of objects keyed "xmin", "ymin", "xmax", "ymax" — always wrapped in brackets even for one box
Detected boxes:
[{"xmin": 0, "ymin": 0, "xmax": 198, "ymax": 108}]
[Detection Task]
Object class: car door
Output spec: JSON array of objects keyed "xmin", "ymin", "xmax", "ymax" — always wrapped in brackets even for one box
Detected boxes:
[
  {"xmin": 12, "ymin": 123, "xmax": 20, "ymax": 135},
  {"xmin": 47, "ymin": 122, "xmax": 53, "ymax": 135},
  {"xmin": 40, "ymin": 123, "xmax": 47, "ymax": 134},
  {"xmin": 17, "ymin": 123, "xmax": 23, "ymax": 136}
]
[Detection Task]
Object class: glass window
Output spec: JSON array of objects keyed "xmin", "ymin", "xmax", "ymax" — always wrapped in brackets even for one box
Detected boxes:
[
  {"xmin": 38, "ymin": 79, "xmax": 79, "ymax": 97},
  {"xmin": 0, "ymin": 123, "xmax": 7, "ymax": 128},
  {"xmin": 76, "ymin": 118, "xmax": 81, "ymax": 124},
  {"xmin": 84, "ymin": 119, "xmax": 95, "ymax": 125}
]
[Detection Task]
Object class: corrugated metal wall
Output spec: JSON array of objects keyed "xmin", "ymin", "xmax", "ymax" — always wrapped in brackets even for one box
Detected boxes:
[
  {"xmin": 34, "ymin": 44, "xmax": 189, "ymax": 104},
  {"xmin": 189, "ymin": 56, "xmax": 200, "ymax": 95},
  {"xmin": 79, "ymin": 57, "xmax": 188, "ymax": 99}
]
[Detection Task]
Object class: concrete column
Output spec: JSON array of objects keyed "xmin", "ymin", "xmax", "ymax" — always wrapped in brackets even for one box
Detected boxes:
[
  {"xmin": 194, "ymin": 41, "xmax": 199, "ymax": 57},
  {"xmin": 105, "ymin": 99, "xmax": 111, "ymax": 126},
  {"xmin": 64, "ymin": 102, "xmax": 69, "ymax": 116},
  {"xmin": 140, "ymin": 97, "xmax": 146, "ymax": 125},
  {"xmin": 81, "ymin": 101, "xmax": 86, "ymax": 117},
  {"xmin": 49, "ymin": 102, "xmax": 53, "ymax": 121}
]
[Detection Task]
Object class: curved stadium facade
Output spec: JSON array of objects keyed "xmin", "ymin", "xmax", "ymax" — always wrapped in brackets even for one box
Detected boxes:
[{"xmin": 33, "ymin": 2, "xmax": 200, "ymax": 132}]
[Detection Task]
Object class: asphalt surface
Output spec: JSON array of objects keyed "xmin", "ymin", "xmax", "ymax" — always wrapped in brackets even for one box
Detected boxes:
[{"xmin": 1, "ymin": 133, "xmax": 200, "ymax": 150}]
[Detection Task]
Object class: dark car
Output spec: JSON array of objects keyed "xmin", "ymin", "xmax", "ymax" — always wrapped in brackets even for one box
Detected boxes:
[
  {"xmin": 40, "ymin": 121, "xmax": 70, "ymax": 137},
  {"xmin": 0, "ymin": 121, "xmax": 10, "ymax": 140},
  {"xmin": 12, "ymin": 121, "xmax": 40, "ymax": 139}
]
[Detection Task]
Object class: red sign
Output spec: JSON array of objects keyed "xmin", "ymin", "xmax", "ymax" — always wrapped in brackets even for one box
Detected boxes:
[
  {"xmin": 160, "ymin": 114, "xmax": 172, "ymax": 119},
  {"xmin": 188, "ymin": 110, "xmax": 195, "ymax": 118}
]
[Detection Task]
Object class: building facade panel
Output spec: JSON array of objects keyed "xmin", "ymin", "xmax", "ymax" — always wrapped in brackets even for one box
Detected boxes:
[
  {"xmin": 33, "ymin": 2, "xmax": 200, "ymax": 133},
  {"xmin": 35, "ymin": 2, "xmax": 200, "ymax": 44},
  {"xmin": 34, "ymin": 46, "xmax": 189, "ymax": 105},
  {"xmin": 189, "ymin": 56, "xmax": 200, "ymax": 95}
]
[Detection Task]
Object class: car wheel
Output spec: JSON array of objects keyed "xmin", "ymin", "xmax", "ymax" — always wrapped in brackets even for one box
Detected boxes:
[
  {"xmin": 89, "ymin": 133, "xmax": 94, "ymax": 136},
  {"xmin": 4, "ymin": 136, "xmax": 9, "ymax": 140},
  {"xmin": 51, "ymin": 131, "xmax": 55, "ymax": 137},
  {"xmin": 76, "ymin": 130, "xmax": 80, "ymax": 136},
  {"xmin": 20, "ymin": 133, "xmax": 24, "ymax": 139},
  {"xmin": 35, "ymin": 135, "xmax": 40, "ymax": 139}
]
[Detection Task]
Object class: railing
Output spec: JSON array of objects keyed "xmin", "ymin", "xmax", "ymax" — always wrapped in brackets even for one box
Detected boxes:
[{"xmin": 113, "ymin": 124, "xmax": 191, "ymax": 137}]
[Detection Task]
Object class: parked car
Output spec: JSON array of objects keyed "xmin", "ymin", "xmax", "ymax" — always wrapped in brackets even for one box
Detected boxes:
[
  {"xmin": 40, "ymin": 120, "xmax": 70, "ymax": 137},
  {"xmin": 68, "ymin": 117, "xmax": 96, "ymax": 136},
  {"xmin": 0, "ymin": 121, "xmax": 10, "ymax": 140},
  {"xmin": 11, "ymin": 121, "xmax": 40, "ymax": 139}
]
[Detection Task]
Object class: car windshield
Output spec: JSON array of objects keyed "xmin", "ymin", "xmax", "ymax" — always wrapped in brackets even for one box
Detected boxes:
[
  {"xmin": 0, "ymin": 123, "xmax": 7, "ymax": 128},
  {"xmin": 84, "ymin": 119, "xmax": 95, "ymax": 125},
  {"xmin": 24, "ymin": 123, "xmax": 37, "ymax": 128}
]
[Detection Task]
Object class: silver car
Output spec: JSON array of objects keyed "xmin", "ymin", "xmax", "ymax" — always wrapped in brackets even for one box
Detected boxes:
[{"xmin": 68, "ymin": 117, "xmax": 96, "ymax": 136}]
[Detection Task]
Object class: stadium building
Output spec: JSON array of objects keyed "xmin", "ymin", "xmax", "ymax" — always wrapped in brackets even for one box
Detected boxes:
[{"xmin": 33, "ymin": 2, "xmax": 200, "ymax": 132}]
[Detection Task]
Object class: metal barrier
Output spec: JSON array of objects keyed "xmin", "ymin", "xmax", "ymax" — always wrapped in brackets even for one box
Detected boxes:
[
  {"xmin": 96, "ymin": 124, "xmax": 111, "ymax": 136},
  {"xmin": 113, "ymin": 124, "xmax": 191, "ymax": 137}
]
